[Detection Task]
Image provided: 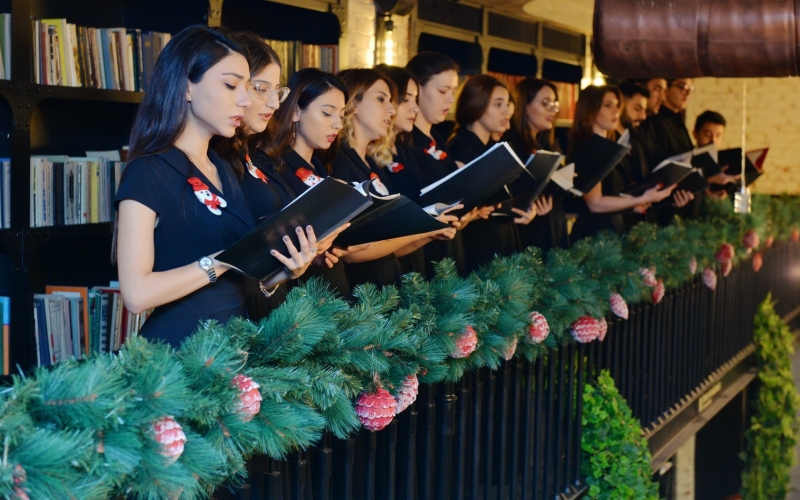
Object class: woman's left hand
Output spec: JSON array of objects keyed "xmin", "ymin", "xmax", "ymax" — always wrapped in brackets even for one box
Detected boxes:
[{"xmin": 511, "ymin": 205, "xmax": 537, "ymax": 225}]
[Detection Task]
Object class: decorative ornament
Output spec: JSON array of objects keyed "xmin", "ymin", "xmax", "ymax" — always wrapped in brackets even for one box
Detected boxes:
[
  {"xmin": 721, "ymin": 260, "xmax": 733, "ymax": 277},
  {"xmin": 752, "ymin": 252, "xmax": 763, "ymax": 272},
  {"xmin": 11, "ymin": 465, "xmax": 28, "ymax": 499},
  {"xmin": 597, "ymin": 317, "xmax": 609, "ymax": 342},
  {"xmin": 742, "ymin": 229, "xmax": 759, "ymax": 250},
  {"xmin": 151, "ymin": 416, "xmax": 186, "ymax": 465},
  {"xmin": 423, "ymin": 140, "xmax": 448, "ymax": 160},
  {"xmin": 451, "ymin": 325, "xmax": 478, "ymax": 359},
  {"xmin": 232, "ymin": 374, "xmax": 262, "ymax": 422},
  {"xmin": 369, "ymin": 172, "xmax": 390, "ymax": 196},
  {"xmin": 11, "ymin": 489, "xmax": 29, "ymax": 500},
  {"xmin": 187, "ymin": 177, "xmax": 227, "ymax": 216},
  {"xmin": 609, "ymin": 293, "xmax": 629, "ymax": 319},
  {"xmin": 651, "ymin": 279, "xmax": 665, "ymax": 304},
  {"xmin": 793, "ymin": 229, "xmax": 800, "ymax": 242},
  {"xmin": 355, "ymin": 387, "xmax": 397, "ymax": 431},
  {"xmin": 295, "ymin": 167, "xmax": 322, "ymax": 187},
  {"xmin": 571, "ymin": 316, "xmax": 600, "ymax": 344},
  {"xmin": 387, "ymin": 161, "xmax": 405, "ymax": 173},
  {"xmin": 766, "ymin": 236, "xmax": 775, "ymax": 248},
  {"xmin": 503, "ymin": 336, "xmax": 518, "ymax": 361},
  {"xmin": 526, "ymin": 312, "xmax": 550, "ymax": 344},
  {"xmin": 639, "ymin": 267, "xmax": 657, "ymax": 287},
  {"xmin": 703, "ymin": 268, "xmax": 718, "ymax": 291},
  {"xmin": 715, "ymin": 243, "xmax": 735, "ymax": 263},
  {"xmin": 688, "ymin": 256, "xmax": 698, "ymax": 275},
  {"xmin": 244, "ymin": 154, "xmax": 268, "ymax": 184},
  {"xmin": 394, "ymin": 374, "xmax": 419, "ymax": 414}
]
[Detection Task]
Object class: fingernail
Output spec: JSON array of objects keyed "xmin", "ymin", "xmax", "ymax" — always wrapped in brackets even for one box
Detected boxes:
[
  {"xmin": 296, "ymin": 227, "xmax": 303, "ymax": 233},
  {"xmin": 270, "ymin": 250, "xmax": 277, "ymax": 255},
  {"xmin": 283, "ymin": 236, "xmax": 290, "ymax": 241},
  {"xmin": 307, "ymin": 225, "xmax": 312, "ymax": 231}
]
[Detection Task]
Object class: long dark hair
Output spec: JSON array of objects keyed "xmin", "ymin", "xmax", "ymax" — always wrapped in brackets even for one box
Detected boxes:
[
  {"xmin": 212, "ymin": 31, "xmax": 282, "ymax": 177},
  {"xmin": 454, "ymin": 74, "xmax": 506, "ymax": 133},
  {"xmin": 263, "ymin": 68, "xmax": 349, "ymax": 170},
  {"xmin": 511, "ymin": 78, "xmax": 559, "ymax": 152},
  {"xmin": 406, "ymin": 52, "xmax": 459, "ymax": 87},
  {"xmin": 128, "ymin": 25, "xmax": 245, "ymax": 160},
  {"xmin": 568, "ymin": 85, "xmax": 621, "ymax": 149}
]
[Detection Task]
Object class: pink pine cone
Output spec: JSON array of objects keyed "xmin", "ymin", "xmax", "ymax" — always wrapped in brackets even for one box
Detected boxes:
[
  {"xmin": 703, "ymin": 268, "xmax": 718, "ymax": 290},
  {"xmin": 152, "ymin": 416, "xmax": 187, "ymax": 465},
  {"xmin": 639, "ymin": 267, "xmax": 657, "ymax": 287},
  {"xmin": 742, "ymin": 230, "xmax": 760, "ymax": 250},
  {"xmin": 752, "ymin": 252, "xmax": 763, "ymax": 272},
  {"xmin": 451, "ymin": 325, "xmax": 478, "ymax": 359},
  {"xmin": 394, "ymin": 375, "xmax": 419, "ymax": 415},
  {"xmin": 527, "ymin": 312, "xmax": 550, "ymax": 344},
  {"xmin": 356, "ymin": 388, "xmax": 397, "ymax": 431},
  {"xmin": 232, "ymin": 374, "xmax": 262, "ymax": 422},
  {"xmin": 503, "ymin": 337, "xmax": 518, "ymax": 361},
  {"xmin": 571, "ymin": 316, "xmax": 600, "ymax": 344},
  {"xmin": 688, "ymin": 256, "xmax": 698, "ymax": 275},
  {"xmin": 721, "ymin": 260, "xmax": 733, "ymax": 277},
  {"xmin": 716, "ymin": 243, "xmax": 735, "ymax": 263},
  {"xmin": 597, "ymin": 317, "xmax": 609, "ymax": 342},
  {"xmin": 609, "ymin": 293, "xmax": 629, "ymax": 319},
  {"xmin": 651, "ymin": 279, "xmax": 665, "ymax": 304}
]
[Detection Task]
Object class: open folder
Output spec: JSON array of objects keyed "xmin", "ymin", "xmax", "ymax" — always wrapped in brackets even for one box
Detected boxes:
[
  {"xmin": 334, "ymin": 192, "xmax": 452, "ymax": 247},
  {"xmin": 216, "ymin": 178, "xmax": 373, "ymax": 280},
  {"xmin": 718, "ymin": 147, "xmax": 764, "ymax": 187},
  {"xmin": 506, "ymin": 151, "xmax": 564, "ymax": 208},
  {"xmin": 418, "ymin": 142, "xmax": 527, "ymax": 215},
  {"xmin": 568, "ymin": 134, "xmax": 631, "ymax": 195},
  {"xmin": 622, "ymin": 160, "xmax": 697, "ymax": 196}
]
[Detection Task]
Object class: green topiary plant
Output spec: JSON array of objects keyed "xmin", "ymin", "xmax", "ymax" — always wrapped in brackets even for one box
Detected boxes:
[
  {"xmin": 740, "ymin": 295, "xmax": 800, "ymax": 499},
  {"xmin": 581, "ymin": 370, "xmax": 660, "ymax": 499}
]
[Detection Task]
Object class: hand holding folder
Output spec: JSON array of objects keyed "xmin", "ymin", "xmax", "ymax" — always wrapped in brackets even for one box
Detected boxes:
[{"xmin": 568, "ymin": 134, "xmax": 631, "ymax": 194}]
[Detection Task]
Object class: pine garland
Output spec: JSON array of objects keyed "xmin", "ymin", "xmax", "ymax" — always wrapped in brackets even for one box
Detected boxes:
[{"xmin": 0, "ymin": 195, "xmax": 799, "ymax": 499}]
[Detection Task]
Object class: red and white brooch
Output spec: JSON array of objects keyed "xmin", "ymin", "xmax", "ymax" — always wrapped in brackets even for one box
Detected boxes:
[
  {"xmin": 423, "ymin": 140, "xmax": 448, "ymax": 160},
  {"xmin": 187, "ymin": 177, "xmax": 227, "ymax": 216},
  {"xmin": 244, "ymin": 154, "xmax": 268, "ymax": 184},
  {"xmin": 369, "ymin": 172, "xmax": 390, "ymax": 196},
  {"xmin": 295, "ymin": 167, "xmax": 322, "ymax": 187},
  {"xmin": 387, "ymin": 161, "xmax": 405, "ymax": 173}
]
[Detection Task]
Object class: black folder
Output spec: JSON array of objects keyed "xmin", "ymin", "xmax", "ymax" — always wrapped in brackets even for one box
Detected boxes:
[
  {"xmin": 508, "ymin": 151, "xmax": 564, "ymax": 205},
  {"xmin": 334, "ymin": 193, "xmax": 450, "ymax": 247},
  {"xmin": 568, "ymin": 134, "xmax": 631, "ymax": 194},
  {"xmin": 418, "ymin": 142, "xmax": 527, "ymax": 216},
  {"xmin": 718, "ymin": 148, "xmax": 763, "ymax": 186},
  {"xmin": 622, "ymin": 161, "xmax": 696, "ymax": 196},
  {"xmin": 216, "ymin": 178, "xmax": 373, "ymax": 280}
]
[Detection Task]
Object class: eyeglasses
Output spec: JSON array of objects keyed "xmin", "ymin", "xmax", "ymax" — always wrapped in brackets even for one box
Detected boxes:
[
  {"xmin": 670, "ymin": 83, "xmax": 695, "ymax": 94},
  {"xmin": 537, "ymin": 98, "xmax": 561, "ymax": 113},
  {"xmin": 248, "ymin": 81, "xmax": 291, "ymax": 102}
]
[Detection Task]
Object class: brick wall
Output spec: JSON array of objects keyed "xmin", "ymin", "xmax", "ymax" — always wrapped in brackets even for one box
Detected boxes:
[
  {"xmin": 347, "ymin": 0, "xmax": 376, "ymax": 68},
  {"xmin": 685, "ymin": 78, "xmax": 800, "ymax": 195}
]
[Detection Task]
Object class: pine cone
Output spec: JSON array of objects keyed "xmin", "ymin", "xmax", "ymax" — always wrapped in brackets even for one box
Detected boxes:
[
  {"xmin": 721, "ymin": 260, "xmax": 733, "ymax": 277},
  {"xmin": 356, "ymin": 388, "xmax": 397, "ymax": 431},
  {"xmin": 527, "ymin": 312, "xmax": 550, "ymax": 344},
  {"xmin": 639, "ymin": 267, "xmax": 657, "ymax": 287},
  {"xmin": 766, "ymin": 236, "xmax": 775, "ymax": 248},
  {"xmin": 752, "ymin": 252, "xmax": 763, "ymax": 272},
  {"xmin": 503, "ymin": 336, "xmax": 518, "ymax": 361},
  {"xmin": 651, "ymin": 279, "xmax": 665, "ymax": 304},
  {"xmin": 742, "ymin": 229, "xmax": 760, "ymax": 250},
  {"xmin": 609, "ymin": 293, "xmax": 629, "ymax": 319},
  {"xmin": 703, "ymin": 268, "xmax": 718, "ymax": 290},
  {"xmin": 571, "ymin": 316, "xmax": 600, "ymax": 344},
  {"xmin": 394, "ymin": 375, "xmax": 419, "ymax": 415},
  {"xmin": 715, "ymin": 243, "xmax": 735, "ymax": 263},
  {"xmin": 151, "ymin": 416, "xmax": 186, "ymax": 465},
  {"xmin": 232, "ymin": 374, "xmax": 262, "ymax": 422},
  {"xmin": 451, "ymin": 325, "xmax": 478, "ymax": 359},
  {"xmin": 688, "ymin": 256, "xmax": 698, "ymax": 275},
  {"xmin": 597, "ymin": 317, "xmax": 609, "ymax": 342}
]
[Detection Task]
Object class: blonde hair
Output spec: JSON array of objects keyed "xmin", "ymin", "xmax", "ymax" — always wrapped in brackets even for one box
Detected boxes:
[{"xmin": 338, "ymin": 68, "xmax": 397, "ymax": 167}]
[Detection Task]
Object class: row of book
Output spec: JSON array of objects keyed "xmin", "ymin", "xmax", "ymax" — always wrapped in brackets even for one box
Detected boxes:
[
  {"xmin": 265, "ymin": 39, "xmax": 338, "ymax": 85},
  {"xmin": 0, "ymin": 14, "xmax": 11, "ymax": 79},
  {"xmin": 34, "ymin": 284, "xmax": 147, "ymax": 366},
  {"xmin": 0, "ymin": 158, "xmax": 11, "ymax": 228},
  {"xmin": 30, "ymin": 153, "xmax": 126, "ymax": 227},
  {"xmin": 33, "ymin": 18, "xmax": 171, "ymax": 91}
]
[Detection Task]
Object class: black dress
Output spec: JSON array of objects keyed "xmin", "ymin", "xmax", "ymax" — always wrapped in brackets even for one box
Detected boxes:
[
  {"xmin": 274, "ymin": 149, "xmax": 353, "ymax": 299},
  {"xmin": 569, "ymin": 165, "xmax": 626, "ymax": 242},
  {"xmin": 114, "ymin": 147, "xmax": 255, "ymax": 348},
  {"xmin": 448, "ymin": 128, "xmax": 521, "ymax": 272},
  {"xmin": 330, "ymin": 144, "xmax": 403, "ymax": 289},
  {"xmin": 388, "ymin": 145, "xmax": 429, "ymax": 278},
  {"xmin": 618, "ymin": 128, "xmax": 654, "ymax": 229},
  {"xmin": 502, "ymin": 127, "xmax": 570, "ymax": 252}
]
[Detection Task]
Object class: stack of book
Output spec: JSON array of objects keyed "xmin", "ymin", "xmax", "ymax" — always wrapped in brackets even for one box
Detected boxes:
[
  {"xmin": 0, "ymin": 157, "xmax": 10, "ymax": 228},
  {"xmin": 34, "ymin": 284, "xmax": 147, "ymax": 366},
  {"xmin": 30, "ymin": 154, "xmax": 125, "ymax": 227},
  {"xmin": 265, "ymin": 39, "xmax": 338, "ymax": 84},
  {"xmin": 32, "ymin": 19, "xmax": 171, "ymax": 91},
  {"xmin": 0, "ymin": 14, "xmax": 10, "ymax": 79}
]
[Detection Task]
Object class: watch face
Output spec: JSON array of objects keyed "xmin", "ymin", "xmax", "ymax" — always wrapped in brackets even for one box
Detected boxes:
[{"xmin": 199, "ymin": 257, "xmax": 213, "ymax": 269}]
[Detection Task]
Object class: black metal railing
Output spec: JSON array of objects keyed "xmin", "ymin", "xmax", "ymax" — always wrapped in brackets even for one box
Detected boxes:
[{"xmin": 215, "ymin": 242, "xmax": 800, "ymax": 500}]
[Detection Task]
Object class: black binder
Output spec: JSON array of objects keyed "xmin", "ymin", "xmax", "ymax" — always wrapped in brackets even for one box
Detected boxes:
[
  {"xmin": 334, "ymin": 193, "xmax": 450, "ymax": 247},
  {"xmin": 622, "ymin": 161, "xmax": 696, "ymax": 196},
  {"xmin": 217, "ymin": 178, "xmax": 373, "ymax": 280},
  {"xmin": 418, "ymin": 142, "xmax": 527, "ymax": 215},
  {"xmin": 568, "ymin": 134, "xmax": 631, "ymax": 194},
  {"xmin": 718, "ymin": 148, "xmax": 764, "ymax": 186},
  {"xmin": 508, "ymin": 151, "xmax": 563, "ymax": 206}
]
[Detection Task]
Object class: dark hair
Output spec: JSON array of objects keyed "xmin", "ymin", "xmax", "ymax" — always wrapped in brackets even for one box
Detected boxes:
[
  {"xmin": 406, "ymin": 52, "xmax": 459, "ymax": 87},
  {"xmin": 628, "ymin": 77, "xmax": 666, "ymax": 88},
  {"xmin": 569, "ymin": 85, "xmax": 622, "ymax": 147},
  {"xmin": 128, "ymin": 25, "xmax": 245, "ymax": 161},
  {"xmin": 263, "ymin": 68, "xmax": 349, "ymax": 170},
  {"xmin": 618, "ymin": 81, "xmax": 650, "ymax": 100},
  {"xmin": 213, "ymin": 31, "xmax": 282, "ymax": 177},
  {"xmin": 375, "ymin": 64, "xmax": 419, "ymax": 146},
  {"xmin": 454, "ymin": 74, "xmax": 507, "ymax": 130},
  {"xmin": 666, "ymin": 78, "xmax": 690, "ymax": 86},
  {"xmin": 511, "ymin": 78, "xmax": 559, "ymax": 152},
  {"xmin": 694, "ymin": 110, "xmax": 727, "ymax": 133}
]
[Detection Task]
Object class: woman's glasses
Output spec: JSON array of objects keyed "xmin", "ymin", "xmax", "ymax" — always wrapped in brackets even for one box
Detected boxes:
[
  {"xmin": 249, "ymin": 82, "xmax": 291, "ymax": 102},
  {"xmin": 537, "ymin": 98, "xmax": 561, "ymax": 113}
]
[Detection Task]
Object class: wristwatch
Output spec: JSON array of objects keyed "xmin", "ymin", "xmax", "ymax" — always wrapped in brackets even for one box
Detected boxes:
[{"xmin": 198, "ymin": 256, "xmax": 217, "ymax": 283}]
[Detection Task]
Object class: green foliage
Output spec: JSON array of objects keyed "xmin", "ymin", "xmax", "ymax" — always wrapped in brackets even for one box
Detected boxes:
[
  {"xmin": 740, "ymin": 296, "xmax": 800, "ymax": 499},
  {"xmin": 581, "ymin": 370, "xmax": 660, "ymax": 500}
]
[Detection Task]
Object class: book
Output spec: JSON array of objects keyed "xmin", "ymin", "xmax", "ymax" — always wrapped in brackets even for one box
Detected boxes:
[
  {"xmin": 217, "ymin": 178, "xmax": 373, "ymax": 280},
  {"xmin": 622, "ymin": 160, "xmax": 696, "ymax": 196},
  {"xmin": 46, "ymin": 286, "xmax": 90, "ymax": 358},
  {"xmin": 550, "ymin": 162, "xmax": 579, "ymax": 194},
  {"xmin": 507, "ymin": 151, "xmax": 564, "ymax": 208},
  {"xmin": 334, "ymin": 192, "xmax": 450, "ymax": 247},
  {"xmin": 418, "ymin": 142, "xmax": 527, "ymax": 215},
  {"xmin": 568, "ymin": 134, "xmax": 631, "ymax": 195},
  {"xmin": 718, "ymin": 148, "xmax": 764, "ymax": 187},
  {"xmin": 747, "ymin": 147, "xmax": 769, "ymax": 172}
]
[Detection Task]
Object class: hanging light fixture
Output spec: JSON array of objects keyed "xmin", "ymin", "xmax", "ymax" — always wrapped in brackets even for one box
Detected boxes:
[{"xmin": 383, "ymin": 15, "xmax": 395, "ymax": 65}]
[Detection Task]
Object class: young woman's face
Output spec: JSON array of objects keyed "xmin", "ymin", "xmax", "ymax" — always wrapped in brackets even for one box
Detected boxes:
[
  {"xmin": 186, "ymin": 52, "xmax": 252, "ymax": 138},
  {"xmin": 394, "ymin": 79, "xmax": 419, "ymax": 133},
  {"xmin": 525, "ymin": 86, "xmax": 558, "ymax": 133},
  {"xmin": 295, "ymin": 88, "xmax": 346, "ymax": 151},
  {"xmin": 417, "ymin": 70, "xmax": 458, "ymax": 125},
  {"xmin": 353, "ymin": 79, "xmax": 396, "ymax": 142},
  {"xmin": 242, "ymin": 62, "xmax": 282, "ymax": 135},
  {"xmin": 477, "ymin": 86, "xmax": 511, "ymax": 135},
  {"xmin": 595, "ymin": 91, "xmax": 620, "ymax": 132}
]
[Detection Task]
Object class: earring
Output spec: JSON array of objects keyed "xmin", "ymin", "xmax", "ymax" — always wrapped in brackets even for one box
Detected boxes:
[
  {"xmin": 186, "ymin": 93, "xmax": 192, "ymax": 103},
  {"xmin": 292, "ymin": 121, "xmax": 296, "ymax": 139}
]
